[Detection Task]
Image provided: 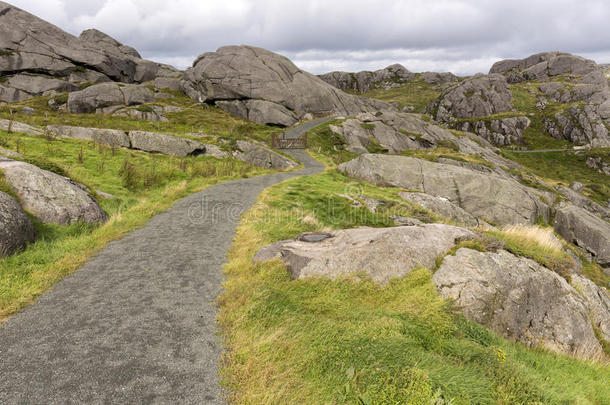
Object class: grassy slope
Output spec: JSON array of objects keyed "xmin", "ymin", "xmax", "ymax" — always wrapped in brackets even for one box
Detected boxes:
[
  {"xmin": 0, "ymin": 92, "xmax": 279, "ymax": 320},
  {"xmin": 358, "ymin": 80, "xmax": 443, "ymax": 113},
  {"xmin": 219, "ymin": 170, "xmax": 610, "ymax": 404}
]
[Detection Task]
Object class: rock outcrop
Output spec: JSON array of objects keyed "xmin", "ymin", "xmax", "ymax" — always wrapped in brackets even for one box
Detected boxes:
[
  {"xmin": 0, "ymin": 190, "xmax": 36, "ymax": 257},
  {"xmin": 398, "ymin": 191, "xmax": 479, "ymax": 227},
  {"xmin": 570, "ymin": 274, "xmax": 610, "ymax": 342},
  {"xmin": 0, "ymin": 119, "xmax": 43, "ymax": 136},
  {"xmin": 543, "ymin": 104, "xmax": 610, "ymax": 147},
  {"xmin": 491, "ymin": 52, "xmax": 610, "ymax": 147},
  {"xmin": 318, "ymin": 65, "xmax": 459, "ymax": 93},
  {"xmin": 434, "ymin": 248, "xmax": 604, "ymax": 359},
  {"xmin": 454, "ymin": 116, "xmax": 531, "ymax": 146},
  {"xmin": 426, "ymin": 74, "xmax": 530, "ymax": 145},
  {"xmin": 0, "ymin": 158, "xmax": 106, "ymax": 224},
  {"xmin": 127, "ymin": 131, "xmax": 207, "ymax": 157},
  {"xmin": 328, "ymin": 110, "xmax": 519, "ymax": 171},
  {"xmin": 67, "ymin": 83, "xmax": 155, "ymax": 114},
  {"xmin": 0, "ymin": 1, "xmax": 172, "ymax": 102},
  {"xmin": 253, "ymin": 224, "xmax": 475, "ymax": 284},
  {"xmin": 338, "ymin": 154, "xmax": 551, "ymax": 226},
  {"xmin": 554, "ymin": 203, "xmax": 610, "ymax": 267},
  {"xmin": 318, "ymin": 64, "xmax": 415, "ymax": 93},
  {"xmin": 47, "ymin": 125, "xmax": 131, "ymax": 148},
  {"xmin": 182, "ymin": 45, "xmax": 382, "ymax": 126},
  {"xmin": 490, "ymin": 52, "xmax": 599, "ymax": 83}
]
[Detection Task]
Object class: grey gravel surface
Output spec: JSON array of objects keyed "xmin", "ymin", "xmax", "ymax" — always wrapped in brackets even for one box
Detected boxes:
[
  {"xmin": 283, "ymin": 116, "xmax": 336, "ymax": 139},
  {"xmin": 0, "ymin": 150, "xmax": 323, "ymax": 404}
]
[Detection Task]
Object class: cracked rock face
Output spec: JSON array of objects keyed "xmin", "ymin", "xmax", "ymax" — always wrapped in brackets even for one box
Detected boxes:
[
  {"xmin": 554, "ymin": 203, "xmax": 610, "ymax": 267},
  {"xmin": 338, "ymin": 154, "xmax": 551, "ymax": 226},
  {"xmin": 434, "ymin": 248, "xmax": 604, "ymax": 359},
  {"xmin": 182, "ymin": 45, "xmax": 383, "ymax": 126},
  {"xmin": 0, "ymin": 1, "xmax": 171, "ymax": 102},
  {"xmin": 253, "ymin": 224, "xmax": 475, "ymax": 284},
  {"xmin": 426, "ymin": 74, "xmax": 530, "ymax": 145},
  {"xmin": 0, "ymin": 190, "xmax": 36, "ymax": 257},
  {"xmin": 0, "ymin": 158, "xmax": 106, "ymax": 225}
]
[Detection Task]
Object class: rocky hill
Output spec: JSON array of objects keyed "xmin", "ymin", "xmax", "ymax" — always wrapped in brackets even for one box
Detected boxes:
[
  {"xmin": 0, "ymin": 3, "xmax": 608, "ymax": 403},
  {"xmin": 318, "ymin": 64, "xmax": 459, "ymax": 93}
]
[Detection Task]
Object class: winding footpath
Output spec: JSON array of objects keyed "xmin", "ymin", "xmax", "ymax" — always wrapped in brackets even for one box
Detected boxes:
[{"xmin": 0, "ymin": 134, "xmax": 324, "ymax": 402}]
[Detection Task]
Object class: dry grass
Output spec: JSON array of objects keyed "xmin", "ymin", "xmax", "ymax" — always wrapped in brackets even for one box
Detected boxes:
[{"xmin": 501, "ymin": 224, "xmax": 563, "ymax": 253}]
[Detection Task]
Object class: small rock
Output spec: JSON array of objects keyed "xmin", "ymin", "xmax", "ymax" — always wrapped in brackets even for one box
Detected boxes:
[
  {"xmin": 570, "ymin": 181, "xmax": 584, "ymax": 192},
  {"xmin": 21, "ymin": 107, "xmax": 35, "ymax": 115}
]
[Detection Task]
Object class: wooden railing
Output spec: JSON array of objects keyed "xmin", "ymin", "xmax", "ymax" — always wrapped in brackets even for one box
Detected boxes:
[{"xmin": 271, "ymin": 132, "xmax": 307, "ymax": 149}]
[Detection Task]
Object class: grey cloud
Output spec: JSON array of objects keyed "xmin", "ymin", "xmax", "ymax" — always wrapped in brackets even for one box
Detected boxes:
[{"xmin": 7, "ymin": 0, "xmax": 610, "ymax": 75}]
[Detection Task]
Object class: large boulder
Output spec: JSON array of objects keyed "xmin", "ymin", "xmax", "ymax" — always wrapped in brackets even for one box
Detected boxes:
[
  {"xmin": 47, "ymin": 125, "xmax": 131, "ymax": 148},
  {"xmin": 554, "ymin": 203, "xmax": 610, "ymax": 267},
  {"xmin": 338, "ymin": 154, "xmax": 550, "ymax": 226},
  {"xmin": 318, "ymin": 64, "xmax": 415, "ymax": 93},
  {"xmin": 0, "ymin": 158, "xmax": 106, "ymax": 224},
  {"xmin": 434, "ymin": 248, "xmax": 604, "ymax": 359},
  {"xmin": 0, "ymin": 190, "xmax": 36, "ymax": 257},
  {"xmin": 182, "ymin": 45, "xmax": 380, "ymax": 126},
  {"xmin": 67, "ymin": 83, "xmax": 154, "ymax": 114},
  {"xmin": 253, "ymin": 224, "xmax": 475, "ymax": 284},
  {"xmin": 127, "ymin": 131, "xmax": 207, "ymax": 157},
  {"xmin": 0, "ymin": 2, "xmax": 176, "ymax": 101},
  {"xmin": 0, "ymin": 119, "xmax": 43, "ymax": 136}
]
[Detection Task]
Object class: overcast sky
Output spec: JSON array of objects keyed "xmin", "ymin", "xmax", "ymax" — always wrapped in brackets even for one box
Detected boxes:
[{"xmin": 9, "ymin": 0, "xmax": 610, "ymax": 75}]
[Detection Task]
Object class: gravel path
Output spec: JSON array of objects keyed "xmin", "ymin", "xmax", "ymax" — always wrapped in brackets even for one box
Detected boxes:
[
  {"xmin": 283, "ymin": 116, "xmax": 336, "ymax": 139},
  {"xmin": 0, "ymin": 150, "xmax": 324, "ymax": 404}
]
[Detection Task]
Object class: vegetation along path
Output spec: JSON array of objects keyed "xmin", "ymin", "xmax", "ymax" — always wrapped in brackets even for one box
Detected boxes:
[{"xmin": 0, "ymin": 143, "xmax": 324, "ymax": 403}]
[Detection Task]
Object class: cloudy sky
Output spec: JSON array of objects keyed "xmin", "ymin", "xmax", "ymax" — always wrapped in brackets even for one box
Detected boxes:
[{"xmin": 8, "ymin": 0, "xmax": 610, "ymax": 75}]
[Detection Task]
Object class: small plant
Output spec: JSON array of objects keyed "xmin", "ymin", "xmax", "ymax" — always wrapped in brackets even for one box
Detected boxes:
[
  {"xmin": 360, "ymin": 122, "xmax": 376, "ymax": 131},
  {"xmin": 136, "ymin": 105, "xmax": 154, "ymax": 113},
  {"xmin": 492, "ymin": 346, "xmax": 507, "ymax": 363}
]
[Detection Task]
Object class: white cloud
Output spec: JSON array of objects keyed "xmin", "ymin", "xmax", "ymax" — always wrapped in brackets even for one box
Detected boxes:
[{"xmin": 7, "ymin": 0, "xmax": 610, "ymax": 74}]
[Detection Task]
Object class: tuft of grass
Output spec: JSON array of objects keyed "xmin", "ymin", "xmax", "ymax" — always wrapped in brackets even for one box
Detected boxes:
[
  {"xmin": 501, "ymin": 224, "xmax": 563, "ymax": 252},
  {"xmin": 488, "ymin": 225, "xmax": 575, "ymax": 278}
]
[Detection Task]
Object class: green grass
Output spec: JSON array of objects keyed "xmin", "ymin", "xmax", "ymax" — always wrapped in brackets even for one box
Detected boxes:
[
  {"xmin": 509, "ymin": 82, "xmax": 582, "ymax": 150},
  {"xmin": 358, "ymin": 80, "xmax": 443, "ymax": 114},
  {"xmin": 501, "ymin": 149, "xmax": 610, "ymax": 204},
  {"xmin": 307, "ymin": 120, "xmax": 358, "ymax": 166},
  {"xmin": 0, "ymin": 91, "xmax": 276, "ymax": 145},
  {"xmin": 0, "ymin": 125, "xmax": 271, "ymax": 320},
  {"xmin": 219, "ymin": 170, "xmax": 610, "ymax": 404}
]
